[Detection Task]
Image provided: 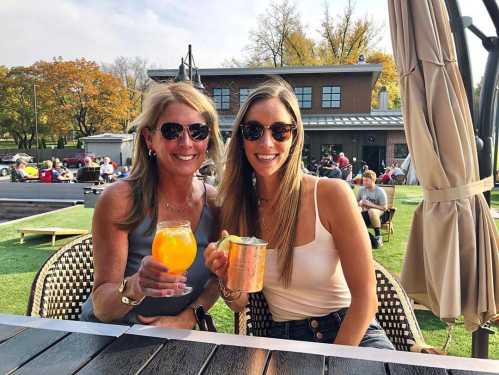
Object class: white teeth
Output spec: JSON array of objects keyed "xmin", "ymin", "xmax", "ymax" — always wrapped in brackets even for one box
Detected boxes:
[
  {"xmin": 176, "ymin": 155, "xmax": 195, "ymax": 161},
  {"xmin": 257, "ymin": 154, "xmax": 277, "ymax": 160}
]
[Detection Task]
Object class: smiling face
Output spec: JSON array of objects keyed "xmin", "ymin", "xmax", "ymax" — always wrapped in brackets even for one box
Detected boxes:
[
  {"xmin": 242, "ymin": 97, "xmax": 294, "ymax": 179},
  {"xmin": 143, "ymin": 101, "xmax": 209, "ymax": 178}
]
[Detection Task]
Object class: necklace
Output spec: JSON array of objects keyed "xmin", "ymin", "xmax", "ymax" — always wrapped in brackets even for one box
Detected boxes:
[{"xmin": 163, "ymin": 192, "xmax": 194, "ymax": 214}]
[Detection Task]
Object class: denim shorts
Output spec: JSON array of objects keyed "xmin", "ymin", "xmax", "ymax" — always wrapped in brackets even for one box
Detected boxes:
[{"xmin": 269, "ymin": 308, "xmax": 395, "ymax": 350}]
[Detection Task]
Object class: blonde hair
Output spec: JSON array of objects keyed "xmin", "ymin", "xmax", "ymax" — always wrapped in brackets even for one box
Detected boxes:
[
  {"xmin": 363, "ymin": 170, "xmax": 377, "ymax": 181},
  {"xmin": 218, "ymin": 78, "xmax": 304, "ymax": 286},
  {"xmin": 120, "ymin": 81, "xmax": 224, "ymax": 233}
]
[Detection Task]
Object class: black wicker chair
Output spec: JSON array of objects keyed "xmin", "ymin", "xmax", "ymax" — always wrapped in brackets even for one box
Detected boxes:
[
  {"xmin": 235, "ymin": 260, "xmax": 433, "ymax": 353},
  {"xmin": 26, "ymin": 234, "xmax": 94, "ymax": 320}
]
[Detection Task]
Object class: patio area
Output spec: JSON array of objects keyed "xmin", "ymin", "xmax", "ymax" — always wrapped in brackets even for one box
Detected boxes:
[{"xmin": 0, "ymin": 185, "xmax": 497, "ymax": 358}]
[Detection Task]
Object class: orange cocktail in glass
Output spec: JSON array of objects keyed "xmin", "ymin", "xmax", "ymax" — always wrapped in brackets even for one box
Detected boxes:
[{"xmin": 152, "ymin": 220, "xmax": 197, "ymax": 295}]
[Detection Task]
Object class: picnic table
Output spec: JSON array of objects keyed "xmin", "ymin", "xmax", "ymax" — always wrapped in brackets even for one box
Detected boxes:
[
  {"xmin": 0, "ymin": 314, "xmax": 497, "ymax": 375},
  {"xmin": 17, "ymin": 227, "xmax": 89, "ymax": 246}
]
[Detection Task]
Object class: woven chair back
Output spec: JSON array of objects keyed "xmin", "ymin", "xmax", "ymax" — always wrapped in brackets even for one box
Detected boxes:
[{"xmin": 26, "ymin": 234, "xmax": 94, "ymax": 320}]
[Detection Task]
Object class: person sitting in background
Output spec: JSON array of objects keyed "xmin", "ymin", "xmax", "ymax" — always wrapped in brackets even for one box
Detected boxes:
[
  {"xmin": 379, "ymin": 167, "xmax": 393, "ymax": 185},
  {"xmin": 100, "ymin": 156, "xmax": 115, "ymax": 183},
  {"xmin": 12, "ymin": 159, "xmax": 31, "ymax": 182},
  {"xmin": 52, "ymin": 158, "xmax": 73, "ymax": 183},
  {"xmin": 341, "ymin": 163, "xmax": 353, "ymax": 182},
  {"xmin": 357, "ymin": 170, "xmax": 388, "ymax": 249},
  {"xmin": 117, "ymin": 166, "xmax": 130, "ymax": 179},
  {"xmin": 337, "ymin": 152, "xmax": 350, "ymax": 169},
  {"xmin": 39, "ymin": 160, "xmax": 53, "ymax": 183}
]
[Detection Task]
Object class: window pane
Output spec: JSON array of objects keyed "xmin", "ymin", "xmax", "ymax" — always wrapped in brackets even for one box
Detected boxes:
[
  {"xmin": 332, "ymin": 93, "xmax": 341, "ymax": 101},
  {"xmin": 322, "ymin": 100, "xmax": 330, "ymax": 108},
  {"xmin": 213, "ymin": 88, "xmax": 221, "ymax": 95},
  {"xmin": 331, "ymin": 86, "xmax": 341, "ymax": 94},
  {"xmin": 304, "ymin": 94, "xmax": 312, "ymax": 101},
  {"xmin": 323, "ymin": 93, "xmax": 331, "ymax": 101},
  {"xmin": 323, "ymin": 86, "xmax": 331, "ymax": 94},
  {"xmin": 331, "ymin": 101, "xmax": 340, "ymax": 108},
  {"xmin": 295, "ymin": 87, "xmax": 303, "ymax": 94},
  {"xmin": 303, "ymin": 87, "xmax": 312, "ymax": 94}
]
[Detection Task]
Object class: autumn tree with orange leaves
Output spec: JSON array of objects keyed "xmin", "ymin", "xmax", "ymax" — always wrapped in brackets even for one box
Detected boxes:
[{"xmin": 35, "ymin": 58, "xmax": 130, "ymax": 137}]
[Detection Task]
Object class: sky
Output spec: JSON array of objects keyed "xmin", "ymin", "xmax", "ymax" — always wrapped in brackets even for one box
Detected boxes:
[{"xmin": 1, "ymin": 0, "xmax": 496, "ymax": 85}]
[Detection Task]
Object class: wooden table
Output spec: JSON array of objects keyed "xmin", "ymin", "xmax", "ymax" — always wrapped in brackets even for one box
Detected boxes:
[
  {"xmin": 17, "ymin": 227, "xmax": 89, "ymax": 246},
  {"xmin": 0, "ymin": 314, "xmax": 497, "ymax": 375}
]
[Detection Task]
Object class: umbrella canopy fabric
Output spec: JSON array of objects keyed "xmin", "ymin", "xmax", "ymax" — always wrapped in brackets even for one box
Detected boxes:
[{"xmin": 388, "ymin": 0, "xmax": 498, "ymax": 331}]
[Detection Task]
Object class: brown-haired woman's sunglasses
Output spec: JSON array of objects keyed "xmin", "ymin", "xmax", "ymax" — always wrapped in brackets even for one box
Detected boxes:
[{"xmin": 240, "ymin": 121, "xmax": 296, "ymax": 142}]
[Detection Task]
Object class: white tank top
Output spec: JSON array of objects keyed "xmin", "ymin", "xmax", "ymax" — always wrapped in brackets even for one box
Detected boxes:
[{"xmin": 263, "ymin": 178, "xmax": 352, "ymax": 322}]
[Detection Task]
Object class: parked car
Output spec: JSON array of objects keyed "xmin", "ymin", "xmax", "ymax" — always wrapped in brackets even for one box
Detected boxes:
[
  {"xmin": 63, "ymin": 153, "xmax": 96, "ymax": 168},
  {"xmin": 0, "ymin": 152, "xmax": 33, "ymax": 163},
  {"xmin": 0, "ymin": 163, "xmax": 11, "ymax": 177}
]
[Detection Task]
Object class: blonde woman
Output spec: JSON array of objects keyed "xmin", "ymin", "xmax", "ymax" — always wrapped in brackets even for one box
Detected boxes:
[
  {"xmin": 205, "ymin": 79, "xmax": 394, "ymax": 348},
  {"xmin": 81, "ymin": 82, "xmax": 223, "ymax": 327}
]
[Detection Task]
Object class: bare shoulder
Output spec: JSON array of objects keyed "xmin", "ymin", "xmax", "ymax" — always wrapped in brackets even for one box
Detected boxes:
[
  {"xmin": 317, "ymin": 177, "xmax": 354, "ymax": 199},
  {"xmin": 95, "ymin": 180, "xmax": 133, "ymax": 220}
]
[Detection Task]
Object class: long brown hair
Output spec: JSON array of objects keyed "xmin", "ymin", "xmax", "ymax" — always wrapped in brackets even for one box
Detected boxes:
[
  {"xmin": 120, "ymin": 81, "xmax": 224, "ymax": 234},
  {"xmin": 218, "ymin": 78, "xmax": 304, "ymax": 286}
]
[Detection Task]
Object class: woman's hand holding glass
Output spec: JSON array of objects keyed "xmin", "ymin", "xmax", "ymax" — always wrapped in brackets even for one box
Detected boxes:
[{"xmin": 135, "ymin": 255, "xmax": 187, "ymax": 298}]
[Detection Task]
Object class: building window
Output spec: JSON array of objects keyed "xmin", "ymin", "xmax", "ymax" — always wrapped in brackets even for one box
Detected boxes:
[
  {"xmin": 294, "ymin": 87, "xmax": 312, "ymax": 109},
  {"xmin": 394, "ymin": 143, "xmax": 409, "ymax": 158},
  {"xmin": 213, "ymin": 88, "xmax": 230, "ymax": 110},
  {"xmin": 239, "ymin": 88, "xmax": 253, "ymax": 106},
  {"xmin": 321, "ymin": 86, "xmax": 341, "ymax": 108}
]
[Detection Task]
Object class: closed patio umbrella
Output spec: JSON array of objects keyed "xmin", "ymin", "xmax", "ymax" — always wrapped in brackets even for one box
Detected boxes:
[{"xmin": 387, "ymin": 0, "xmax": 498, "ymax": 335}]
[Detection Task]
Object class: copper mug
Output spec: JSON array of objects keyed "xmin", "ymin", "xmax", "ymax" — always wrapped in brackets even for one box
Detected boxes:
[{"xmin": 226, "ymin": 237, "xmax": 267, "ymax": 292}]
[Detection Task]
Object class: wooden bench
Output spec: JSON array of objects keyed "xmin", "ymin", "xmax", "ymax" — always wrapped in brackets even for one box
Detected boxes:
[{"xmin": 17, "ymin": 227, "xmax": 89, "ymax": 246}]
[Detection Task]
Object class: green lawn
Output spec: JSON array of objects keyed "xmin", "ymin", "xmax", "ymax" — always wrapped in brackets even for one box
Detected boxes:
[{"xmin": 0, "ymin": 188, "xmax": 497, "ymax": 358}]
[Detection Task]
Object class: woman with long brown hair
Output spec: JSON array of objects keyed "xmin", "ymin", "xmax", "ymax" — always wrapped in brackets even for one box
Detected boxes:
[
  {"xmin": 81, "ymin": 81, "xmax": 223, "ymax": 327},
  {"xmin": 205, "ymin": 79, "xmax": 394, "ymax": 348}
]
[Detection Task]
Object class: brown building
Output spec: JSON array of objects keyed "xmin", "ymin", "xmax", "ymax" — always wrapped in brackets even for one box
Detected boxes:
[{"xmin": 148, "ymin": 65, "xmax": 407, "ymax": 173}]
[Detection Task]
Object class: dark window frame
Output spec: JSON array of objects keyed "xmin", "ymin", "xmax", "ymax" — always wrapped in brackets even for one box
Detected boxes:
[
  {"xmin": 321, "ymin": 85, "xmax": 342, "ymax": 109},
  {"xmin": 294, "ymin": 86, "xmax": 312, "ymax": 109},
  {"xmin": 213, "ymin": 88, "xmax": 230, "ymax": 110},
  {"xmin": 239, "ymin": 88, "xmax": 253, "ymax": 106}
]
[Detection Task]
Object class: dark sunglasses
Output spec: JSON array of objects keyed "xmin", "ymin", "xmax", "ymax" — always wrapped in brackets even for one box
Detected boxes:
[
  {"xmin": 160, "ymin": 122, "xmax": 210, "ymax": 142},
  {"xmin": 240, "ymin": 121, "xmax": 296, "ymax": 142}
]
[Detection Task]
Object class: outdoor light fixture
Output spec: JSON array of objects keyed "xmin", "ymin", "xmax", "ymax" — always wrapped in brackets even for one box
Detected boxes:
[{"xmin": 174, "ymin": 44, "xmax": 205, "ymax": 91}]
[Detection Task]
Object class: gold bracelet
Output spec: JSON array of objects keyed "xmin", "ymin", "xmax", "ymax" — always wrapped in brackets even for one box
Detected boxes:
[{"xmin": 218, "ymin": 278, "xmax": 241, "ymax": 302}]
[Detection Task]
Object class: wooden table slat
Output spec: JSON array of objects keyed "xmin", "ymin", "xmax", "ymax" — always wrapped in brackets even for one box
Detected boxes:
[
  {"xmin": 75, "ymin": 334, "xmax": 166, "ymax": 375},
  {"xmin": 0, "ymin": 328, "xmax": 67, "ymax": 374},
  {"xmin": 13, "ymin": 332, "xmax": 114, "ymax": 375},
  {"xmin": 328, "ymin": 356, "xmax": 387, "ymax": 375},
  {"xmin": 0, "ymin": 324, "xmax": 26, "ymax": 344},
  {"xmin": 387, "ymin": 363, "xmax": 448, "ymax": 375},
  {"xmin": 201, "ymin": 345, "xmax": 269, "ymax": 375},
  {"xmin": 265, "ymin": 350, "xmax": 325, "ymax": 375},
  {"xmin": 139, "ymin": 339, "xmax": 216, "ymax": 375}
]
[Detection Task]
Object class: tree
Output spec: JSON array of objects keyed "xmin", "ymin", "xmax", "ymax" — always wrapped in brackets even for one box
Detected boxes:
[
  {"xmin": 102, "ymin": 56, "xmax": 150, "ymax": 129},
  {"xmin": 35, "ymin": 58, "xmax": 131, "ymax": 137},
  {"xmin": 318, "ymin": 0, "xmax": 383, "ymax": 64},
  {"xmin": 283, "ymin": 29, "xmax": 318, "ymax": 66},
  {"xmin": 247, "ymin": 0, "xmax": 302, "ymax": 67},
  {"xmin": 367, "ymin": 51, "xmax": 400, "ymax": 109},
  {"xmin": 0, "ymin": 66, "xmax": 49, "ymax": 149}
]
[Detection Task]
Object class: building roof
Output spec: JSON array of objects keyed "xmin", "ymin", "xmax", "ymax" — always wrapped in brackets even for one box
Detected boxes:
[
  {"xmin": 218, "ymin": 112, "xmax": 404, "ymax": 131},
  {"xmin": 81, "ymin": 133, "xmax": 135, "ymax": 143},
  {"xmin": 148, "ymin": 64, "xmax": 383, "ymax": 84}
]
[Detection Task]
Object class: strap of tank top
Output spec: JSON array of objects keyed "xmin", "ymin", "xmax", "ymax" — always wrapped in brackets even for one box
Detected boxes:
[{"xmin": 313, "ymin": 178, "xmax": 322, "ymax": 235}]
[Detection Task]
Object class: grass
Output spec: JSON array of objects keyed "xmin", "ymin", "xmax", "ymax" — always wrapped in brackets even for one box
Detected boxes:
[{"xmin": 0, "ymin": 189, "xmax": 497, "ymax": 359}]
